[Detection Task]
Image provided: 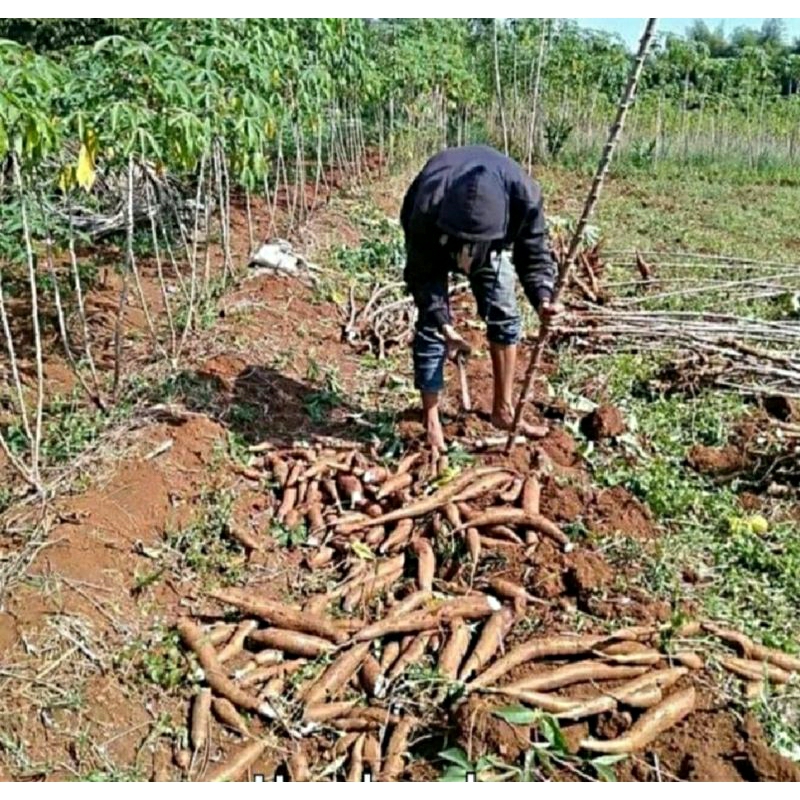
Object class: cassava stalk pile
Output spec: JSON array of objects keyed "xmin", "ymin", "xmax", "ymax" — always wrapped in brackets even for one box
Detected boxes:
[
  {"xmin": 176, "ymin": 440, "xmax": 800, "ymax": 781},
  {"xmin": 340, "ymin": 280, "xmax": 469, "ymax": 359},
  {"xmin": 556, "ymin": 243, "xmax": 800, "ymax": 399},
  {"xmin": 559, "ymin": 308, "xmax": 800, "ymax": 398}
]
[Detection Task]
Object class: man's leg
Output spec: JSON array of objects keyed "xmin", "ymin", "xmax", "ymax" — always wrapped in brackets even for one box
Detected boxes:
[
  {"xmin": 413, "ymin": 326, "xmax": 447, "ymax": 451},
  {"xmin": 410, "ymin": 278, "xmax": 450, "ymax": 451},
  {"xmin": 470, "ymin": 252, "xmax": 525, "ymax": 430},
  {"xmin": 489, "ymin": 340, "xmax": 517, "ymax": 429},
  {"xmin": 421, "ymin": 390, "xmax": 445, "ymax": 451}
]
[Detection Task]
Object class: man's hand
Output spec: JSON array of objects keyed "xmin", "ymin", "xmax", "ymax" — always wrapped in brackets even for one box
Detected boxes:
[
  {"xmin": 537, "ymin": 299, "xmax": 564, "ymax": 324},
  {"xmin": 442, "ymin": 324, "xmax": 472, "ymax": 361}
]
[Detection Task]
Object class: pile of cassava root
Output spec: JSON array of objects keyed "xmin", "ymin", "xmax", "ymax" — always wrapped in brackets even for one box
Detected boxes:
[{"xmin": 176, "ymin": 438, "xmax": 800, "ymax": 781}]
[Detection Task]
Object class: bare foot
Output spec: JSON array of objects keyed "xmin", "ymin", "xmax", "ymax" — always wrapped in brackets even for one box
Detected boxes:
[
  {"xmin": 425, "ymin": 415, "xmax": 446, "ymax": 453},
  {"xmin": 491, "ymin": 407, "xmax": 548, "ymax": 438}
]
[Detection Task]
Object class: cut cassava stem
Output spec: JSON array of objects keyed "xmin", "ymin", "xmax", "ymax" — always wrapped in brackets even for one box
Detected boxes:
[{"xmin": 506, "ymin": 18, "xmax": 658, "ymax": 449}]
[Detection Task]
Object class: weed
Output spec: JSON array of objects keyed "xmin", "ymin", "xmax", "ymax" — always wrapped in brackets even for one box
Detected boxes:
[
  {"xmin": 166, "ymin": 487, "xmax": 245, "ymax": 585},
  {"xmin": 303, "ymin": 367, "xmax": 344, "ymax": 424},
  {"xmin": 438, "ymin": 746, "xmax": 518, "ymax": 782},
  {"xmin": 116, "ymin": 625, "xmax": 188, "ymax": 691},
  {"xmin": 493, "ymin": 706, "xmax": 626, "ymax": 781},
  {"xmin": 271, "ymin": 520, "xmax": 308, "ymax": 548}
]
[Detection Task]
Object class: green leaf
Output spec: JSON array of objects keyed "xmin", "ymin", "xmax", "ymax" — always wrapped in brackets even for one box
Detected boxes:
[
  {"xmin": 493, "ymin": 704, "xmax": 539, "ymax": 725},
  {"xmin": 592, "ymin": 754, "xmax": 626, "ymax": 782},
  {"xmin": 438, "ymin": 747, "xmax": 473, "ymax": 770},
  {"xmin": 592, "ymin": 754, "xmax": 627, "ymax": 766},
  {"xmin": 537, "ymin": 714, "xmax": 567, "ymax": 753},
  {"xmin": 439, "ymin": 766, "xmax": 469, "ymax": 782},
  {"xmin": 593, "ymin": 764, "xmax": 617, "ymax": 782},
  {"xmin": 350, "ymin": 540, "xmax": 375, "ymax": 560}
]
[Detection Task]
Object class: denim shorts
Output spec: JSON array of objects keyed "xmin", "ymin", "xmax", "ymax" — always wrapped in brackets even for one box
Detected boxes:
[{"xmin": 412, "ymin": 250, "xmax": 521, "ymax": 393}]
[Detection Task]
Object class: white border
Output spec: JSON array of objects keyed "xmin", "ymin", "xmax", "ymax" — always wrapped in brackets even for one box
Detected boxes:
[
  {"xmin": 3, "ymin": 772, "xmax": 800, "ymax": 789},
  {"xmin": 8, "ymin": 5, "xmax": 800, "ymax": 19}
]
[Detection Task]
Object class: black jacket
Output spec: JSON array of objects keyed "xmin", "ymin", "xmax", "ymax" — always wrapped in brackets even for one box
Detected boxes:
[{"xmin": 400, "ymin": 145, "xmax": 556, "ymax": 329}]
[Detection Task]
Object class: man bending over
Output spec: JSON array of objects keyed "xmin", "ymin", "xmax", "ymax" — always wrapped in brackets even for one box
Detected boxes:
[{"xmin": 400, "ymin": 144, "xmax": 561, "ymax": 453}]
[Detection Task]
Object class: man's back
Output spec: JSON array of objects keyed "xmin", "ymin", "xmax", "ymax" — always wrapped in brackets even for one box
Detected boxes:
[{"xmin": 400, "ymin": 144, "xmax": 526, "ymax": 240}]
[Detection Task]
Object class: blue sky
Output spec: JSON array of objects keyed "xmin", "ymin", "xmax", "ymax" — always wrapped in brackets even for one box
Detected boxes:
[{"xmin": 574, "ymin": 18, "xmax": 800, "ymax": 48}]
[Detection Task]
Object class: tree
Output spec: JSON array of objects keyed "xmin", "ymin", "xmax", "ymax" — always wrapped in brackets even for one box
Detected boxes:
[{"xmin": 759, "ymin": 19, "xmax": 786, "ymax": 49}]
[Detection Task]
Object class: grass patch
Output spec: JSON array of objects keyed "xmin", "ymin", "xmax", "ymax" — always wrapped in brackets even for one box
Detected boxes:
[
  {"xmin": 552, "ymin": 349, "xmax": 799, "ymax": 650},
  {"xmin": 165, "ymin": 487, "xmax": 245, "ymax": 586},
  {"xmin": 116, "ymin": 625, "xmax": 189, "ymax": 692}
]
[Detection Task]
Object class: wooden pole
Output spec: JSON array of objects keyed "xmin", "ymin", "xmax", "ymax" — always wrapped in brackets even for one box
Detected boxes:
[{"xmin": 506, "ymin": 18, "xmax": 658, "ymax": 452}]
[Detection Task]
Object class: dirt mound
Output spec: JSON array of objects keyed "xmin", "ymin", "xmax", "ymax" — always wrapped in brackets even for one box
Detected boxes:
[
  {"xmin": 539, "ymin": 427, "xmax": 581, "ymax": 469},
  {"xmin": 454, "ymin": 697, "xmax": 531, "ymax": 763},
  {"xmin": 687, "ymin": 444, "xmax": 744, "ymax": 476},
  {"xmin": 580, "ymin": 405, "xmax": 626, "ymax": 441},
  {"xmin": 564, "ymin": 551, "xmax": 613, "ymax": 595},
  {"xmin": 590, "ymin": 486, "xmax": 657, "ymax": 539},
  {"xmin": 540, "ymin": 477, "xmax": 590, "ymax": 522}
]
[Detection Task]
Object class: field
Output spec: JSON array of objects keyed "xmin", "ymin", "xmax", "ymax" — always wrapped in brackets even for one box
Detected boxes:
[{"xmin": 2, "ymin": 19, "xmax": 800, "ymax": 783}]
